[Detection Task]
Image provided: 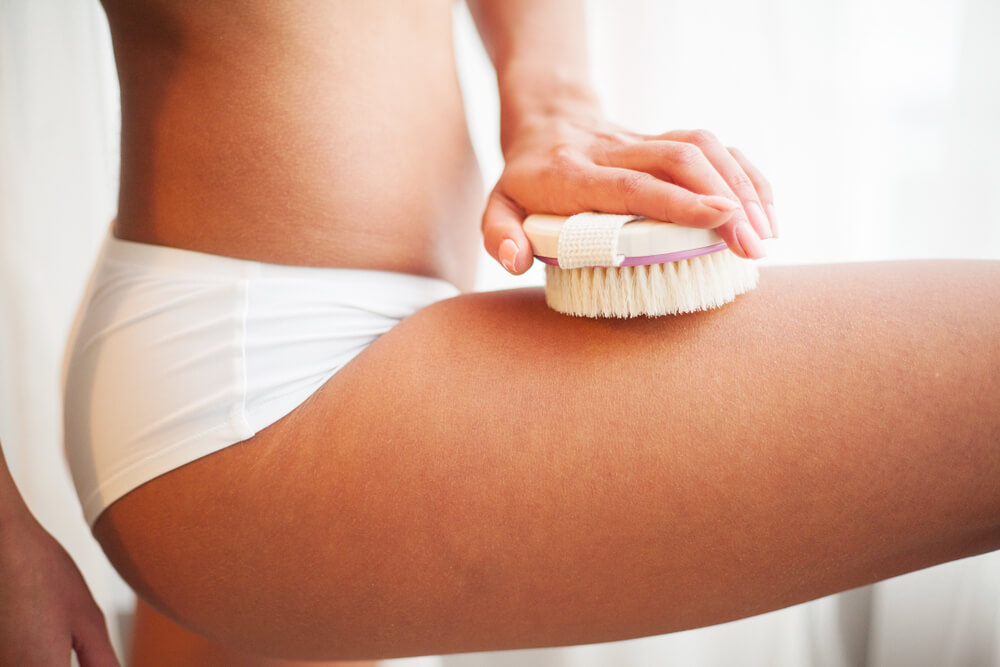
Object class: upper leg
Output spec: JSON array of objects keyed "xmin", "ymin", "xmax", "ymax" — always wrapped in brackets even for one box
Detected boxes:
[
  {"xmin": 94, "ymin": 261, "xmax": 1000, "ymax": 660},
  {"xmin": 129, "ymin": 598, "xmax": 378, "ymax": 667}
]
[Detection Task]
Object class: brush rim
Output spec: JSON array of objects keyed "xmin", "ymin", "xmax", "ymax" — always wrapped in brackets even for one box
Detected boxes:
[
  {"xmin": 523, "ymin": 213, "xmax": 728, "ymax": 266},
  {"xmin": 534, "ymin": 241, "xmax": 728, "ymax": 267}
]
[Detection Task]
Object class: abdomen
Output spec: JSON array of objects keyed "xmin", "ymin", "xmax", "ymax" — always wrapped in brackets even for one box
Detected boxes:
[{"xmin": 103, "ymin": 0, "xmax": 484, "ymax": 289}]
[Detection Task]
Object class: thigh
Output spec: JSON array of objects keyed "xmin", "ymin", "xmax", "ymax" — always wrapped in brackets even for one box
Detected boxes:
[
  {"xmin": 129, "ymin": 599, "xmax": 378, "ymax": 667},
  {"xmin": 94, "ymin": 261, "xmax": 1000, "ymax": 661}
]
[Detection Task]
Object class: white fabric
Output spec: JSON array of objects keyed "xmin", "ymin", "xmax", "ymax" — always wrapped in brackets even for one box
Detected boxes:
[
  {"xmin": 64, "ymin": 233, "xmax": 458, "ymax": 527},
  {"xmin": 557, "ymin": 212, "xmax": 637, "ymax": 268},
  {"xmin": 2, "ymin": 1, "xmax": 999, "ymax": 665}
]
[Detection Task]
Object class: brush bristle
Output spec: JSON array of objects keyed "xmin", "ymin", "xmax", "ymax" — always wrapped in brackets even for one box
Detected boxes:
[{"xmin": 544, "ymin": 251, "xmax": 759, "ymax": 318}]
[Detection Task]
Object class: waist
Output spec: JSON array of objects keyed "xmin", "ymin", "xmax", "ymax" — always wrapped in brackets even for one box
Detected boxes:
[
  {"xmin": 114, "ymin": 98, "xmax": 485, "ymax": 288},
  {"xmin": 108, "ymin": 1, "xmax": 485, "ymax": 289},
  {"xmin": 114, "ymin": 132, "xmax": 485, "ymax": 290},
  {"xmin": 100, "ymin": 231, "xmax": 463, "ymax": 298}
]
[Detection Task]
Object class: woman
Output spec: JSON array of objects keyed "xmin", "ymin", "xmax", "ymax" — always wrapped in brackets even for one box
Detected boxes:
[{"xmin": 51, "ymin": 0, "xmax": 1000, "ymax": 664}]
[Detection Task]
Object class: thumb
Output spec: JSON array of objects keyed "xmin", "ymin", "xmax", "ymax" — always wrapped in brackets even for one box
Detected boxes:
[{"xmin": 481, "ymin": 188, "xmax": 533, "ymax": 275}]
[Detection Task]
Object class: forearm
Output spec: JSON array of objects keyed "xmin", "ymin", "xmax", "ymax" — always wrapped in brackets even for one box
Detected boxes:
[{"xmin": 466, "ymin": 0, "xmax": 603, "ymax": 153}]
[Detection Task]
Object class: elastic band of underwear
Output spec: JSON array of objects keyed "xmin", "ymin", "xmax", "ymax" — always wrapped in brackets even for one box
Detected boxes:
[{"xmin": 101, "ymin": 233, "xmax": 461, "ymax": 301}]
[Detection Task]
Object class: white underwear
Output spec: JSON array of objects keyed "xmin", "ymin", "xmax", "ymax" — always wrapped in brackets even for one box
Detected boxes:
[{"xmin": 64, "ymin": 233, "xmax": 460, "ymax": 527}]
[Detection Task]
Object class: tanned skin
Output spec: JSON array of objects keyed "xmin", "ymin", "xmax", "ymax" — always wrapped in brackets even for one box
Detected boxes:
[{"xmin": 60, "ymin": 0, "xmax": 1000, "ymax": 663}]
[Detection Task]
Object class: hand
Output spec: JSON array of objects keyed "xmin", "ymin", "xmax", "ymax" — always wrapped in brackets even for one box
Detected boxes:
[
  {"xmin": 482, "ymin": 112, "xmax": 777, "ymax": 274},
  {"xmin": 0, "ymin": 514, "xmax": 120, "ymax": 667}
]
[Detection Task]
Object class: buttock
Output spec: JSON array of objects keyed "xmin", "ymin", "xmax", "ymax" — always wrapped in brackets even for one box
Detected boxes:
[{"xmin": 63, "ymin": 232, "xmax": 460, "ymax": 528}]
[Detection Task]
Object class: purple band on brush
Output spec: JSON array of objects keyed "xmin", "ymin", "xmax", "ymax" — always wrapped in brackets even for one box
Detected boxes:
[{"xmin": 535, "ymin": 241, "xmax": 729, "ymax": 268}]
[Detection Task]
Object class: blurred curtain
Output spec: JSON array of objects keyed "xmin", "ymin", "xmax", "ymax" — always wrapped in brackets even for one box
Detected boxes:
[
  {"xmin": 0, "ymin": 0, "xmax": 133, "ymax": 662},
  {"xmin": 1, "ymin": 1, "xmax": 997, "ymax": 665}
]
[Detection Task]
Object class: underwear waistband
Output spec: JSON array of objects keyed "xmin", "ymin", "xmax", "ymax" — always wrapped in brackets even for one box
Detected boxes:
[{"xmin": 101, "ymin": 234, "xmax": 462, "ymax": 302}]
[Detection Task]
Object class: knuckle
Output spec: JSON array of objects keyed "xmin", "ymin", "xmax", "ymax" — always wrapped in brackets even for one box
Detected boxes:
[
  {"xmin": 615, "ymin": 171, "xmax": 650, "ymax": 200},
  {"xmin": 578, "ymin": 168, "xmax": 602, "ymax": 193},
  {"xmin": 479, "ymin": 195, "xmax": 501, "ymax": 232},
  {"xmin": 82, "ymin": 600, "xmax": 108, "ymax": 624},
  {"xmin": 682, "ymin": 128, "xmax": 718, "ymax": 147},
  {"xmin": 729, "ymin": 170, "xmax": 755, "ymax": 193},
  {"xmin": 726, "ymin": 145, "xmax": 746, "ymax": 161},
  {"xmin": 548, "ymin": 143, "xmax": 584, "ymax": 171},
  {"xmin": 670, "ymin": 142, "xmax": 705, "ymax": 168},
  {"xmin": 480, "ymin": 215, "xmax": 491, "ymax": 234}
]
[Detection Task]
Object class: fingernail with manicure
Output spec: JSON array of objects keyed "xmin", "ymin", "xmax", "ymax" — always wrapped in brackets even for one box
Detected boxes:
[
  {"xmin": 499, "ymin": 238, "xmax": 519, "ymax": 273},
  {"xmin": 747, "ymin": 201, "xmax": 772, "ymax": 239},
  {"xmin": 735, "ymin": 221, "xmax": 767, "ymax": 259},
  {"xmin": 766, "ymin": 203, "xmax": 779, "ymax": 238},
  {"xmin": 700, "ymin": 195, "xmax": 740, "ymax": 214}
]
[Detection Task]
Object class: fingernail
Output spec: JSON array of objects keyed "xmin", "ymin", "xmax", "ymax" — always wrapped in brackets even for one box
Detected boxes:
[
  {"xmin": 499, "ymin": 238, "xmax": 519, "ymax": 273},
  {"xmin": 747, "ymin": 201, "xmax": 772, "ymax": 240},
  {"xmin": 735, "ymin": 221, "xmax": 767, "ymax": 259},
  {"xmin": 700, "ymin": 195, "xmax": 740, "ymax": 213},
  {"xmin": 766, "ymin": 203, "xmax": 779, "ymax": 237}
]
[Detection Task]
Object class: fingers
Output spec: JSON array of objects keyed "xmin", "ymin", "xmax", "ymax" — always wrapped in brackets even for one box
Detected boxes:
[
  {"xmin": 727, "ymin": 145, "xmax": 778, "ymax": 237},
  {"xmin": 73, "ymin": 606, "xmax": 121, "ymax": 667},
  {"xmin": 481, "ymin": 188, "xmax": 533, "ymax": 275},
  {"xmin": 666, "ymin": 130, "xmax": 777, "ymax": 242},
  {"xmin": 575, "ymin": 166, "xmax": 741, "ymax": 229},
  {"xmin": 484, "ymin": 127, "xmax": 776, "ymax": 270},
  {"xmin": 599, "ymin": 137, "xmax": 771, "ymax": 258},
  {"xmin": 602, "ymin": 140, "xmax": 737, "ymax": 213},
  {"xmin": 483, "ymin": 166, "xmax": 742, "ymax": 270}
]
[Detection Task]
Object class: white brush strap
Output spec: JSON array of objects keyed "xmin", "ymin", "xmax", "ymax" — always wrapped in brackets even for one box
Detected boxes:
[{"xmin": 556, "ymin": 213, "xmax": 641, "ymax": 269}]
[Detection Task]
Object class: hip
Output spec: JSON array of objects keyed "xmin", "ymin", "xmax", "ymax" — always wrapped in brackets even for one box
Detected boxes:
[{"xmin": 63, "ymin": 231, "xmax": 461, "ymax": 528}]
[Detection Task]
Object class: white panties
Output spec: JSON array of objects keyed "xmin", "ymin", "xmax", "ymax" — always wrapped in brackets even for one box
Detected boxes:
[{"xmin": 64, "ymin": 233, "xmax": 459, "ymax": 527}]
